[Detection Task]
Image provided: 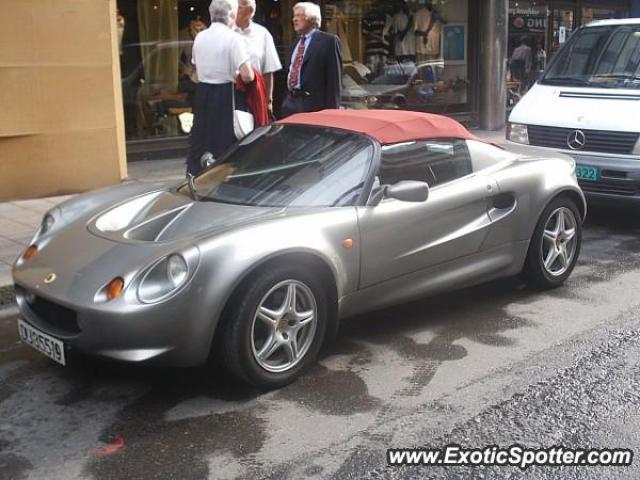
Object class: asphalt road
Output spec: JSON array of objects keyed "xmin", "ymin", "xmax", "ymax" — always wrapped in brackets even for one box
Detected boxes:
[{"xmin": 1, "ymin": 205, "xmax": 639, "ymax": 480}]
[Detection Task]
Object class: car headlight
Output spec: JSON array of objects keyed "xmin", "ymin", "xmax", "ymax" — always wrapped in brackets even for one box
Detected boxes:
[
  {"xmin": 167, "ymin": 255, "xmax": 188, "ymax": 287},
  {"xmin": 507, "ymin": 123, "xmax": 529, "ymax": 144},
  {"xmin": 633, "ymin": 137, "xmax": 640, "ymax": 155},
  {"xmin": 138, "ymin": 254, "xmax": 190, "ymax": 303}
]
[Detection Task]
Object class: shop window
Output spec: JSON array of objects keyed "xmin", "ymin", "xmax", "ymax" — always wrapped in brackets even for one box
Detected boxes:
[
  {"xmin": 508, "ymin": 0, "xmax": 547, "ymax": 91},
  {"xmin": 117, "ymin": 0, "xmax": 283, "ymax": 142},
  {"xmin": 118, "ymin": 0, "xmax": 213, "ymax": 141},
  {"xmin": 551, "ymin": 8, "xmax": 575, "ymax": 55},
  {"xmin": 379, "ymin": 140, "xmax": 472, "ymax": 188},
  {"xmin": 337, "ymin": 0, "xmax": 469, "ymax": 113}
]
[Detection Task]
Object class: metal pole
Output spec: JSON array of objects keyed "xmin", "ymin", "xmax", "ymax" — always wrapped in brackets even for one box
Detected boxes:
[{"xmin": 478, "ymin": 0, "xmax": 508, "ymax": 130}]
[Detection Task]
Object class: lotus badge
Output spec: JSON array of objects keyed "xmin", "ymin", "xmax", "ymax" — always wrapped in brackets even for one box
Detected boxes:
[{"xmin": 43, "ymin": 273, "xmax": 57, "ymax": 284}]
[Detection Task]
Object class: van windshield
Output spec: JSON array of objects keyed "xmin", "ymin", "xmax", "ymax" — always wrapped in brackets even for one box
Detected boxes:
[{"xmin": 541, "ymin": 25, "xmax": 640, "ymax": 89}]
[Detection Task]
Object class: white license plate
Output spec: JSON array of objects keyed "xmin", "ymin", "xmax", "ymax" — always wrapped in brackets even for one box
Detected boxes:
[{"xmin": 17, "ymin": 319, "xmax": 66, "ymax": 366}]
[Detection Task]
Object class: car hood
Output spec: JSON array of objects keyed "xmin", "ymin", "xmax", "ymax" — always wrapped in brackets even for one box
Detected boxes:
[
  {"xmin": 89, "ymin": 190, "xmax": 285, "ymax": 243},
  {"xmin": 14, "ymin": 190, "xmax": 286, "ymax": 304},
  {"xmin": 344, "ymin": 84, "xmax": 406, "ymax": 98},
  {"xmin": 510, "ymin": 84, "xmax": 640, "ymax": 132}
]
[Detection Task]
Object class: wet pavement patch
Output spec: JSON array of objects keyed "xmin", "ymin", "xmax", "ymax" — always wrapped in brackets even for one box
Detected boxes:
[
  {"xmin": 85, "ymin": 366, "xmax": 267, "ymax": 480},
  {"xmin": 0, "ymin": 439, "xmax": 32, "ymax": 480},
  {"xmin": 273, "ymin": 364, "xmax": 380, "ymax": 415},
  {"xmin": 0, "ymin": 287, "xmax": 15, "ymax": 309},
  {"xmin": 618, "ymin": 237, "xmax": 640, "ymax": 253},
  {"xmin": 54, "ymin": 381, "xmax": 95, "ymax": 407}
]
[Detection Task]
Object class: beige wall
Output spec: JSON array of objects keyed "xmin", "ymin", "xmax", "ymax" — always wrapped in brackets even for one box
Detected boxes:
[{"xmin": 0, "ymin": 0, "xmax": 127, "ymax": 201}]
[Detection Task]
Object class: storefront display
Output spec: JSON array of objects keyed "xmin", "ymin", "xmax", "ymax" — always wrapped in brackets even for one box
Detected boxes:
[
  {"xmin": 118, "ymin": 0, "xmax": 281, "ymax": 142},
  {"xmin": 338, "ymin": 0, "xmax": 469, "ymax": 114},
  {"xmin": 115, "ymin": 0, "xmax": 631, "ymax": 157},
  {"xmin": 119, "ymin": 0, "xmax": 205, "ymax": 141}
]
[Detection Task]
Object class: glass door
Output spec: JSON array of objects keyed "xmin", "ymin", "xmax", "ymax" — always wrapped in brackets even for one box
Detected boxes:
[{"xmin": 548, "ymin": 5, "xmax": 577, "ymax": 57}]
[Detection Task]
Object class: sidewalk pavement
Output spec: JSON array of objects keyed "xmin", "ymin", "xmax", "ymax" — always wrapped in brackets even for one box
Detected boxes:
[{"xmin": 0, "ymin": 128, "xmax": 506, "ymax": 293}]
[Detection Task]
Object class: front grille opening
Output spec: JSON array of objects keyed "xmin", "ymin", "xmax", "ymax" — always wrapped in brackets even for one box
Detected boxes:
[
  {"xmin": 579, "ymin": 181, "xmax": 637, "ymax": 197},
  {"xmin": 18, "ymin": 287, "xmax": 81, "ymax": 335},
  {"xmin": 600, "ymin": 170, "xmax": 627, "ymax": 179}
]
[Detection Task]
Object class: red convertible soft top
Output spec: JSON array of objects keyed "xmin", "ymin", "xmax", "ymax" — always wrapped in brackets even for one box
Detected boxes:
[{"xmin": 276, "ymin": 109, "xmax": 484, "ymax": 145}]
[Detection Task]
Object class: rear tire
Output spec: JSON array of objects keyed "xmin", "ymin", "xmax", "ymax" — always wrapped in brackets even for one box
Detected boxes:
[
  {"xmin": 522, "ymin": 196, "xmax": 582, "ymax": 289},
  {"xmin": 216, "ymin": 264, "xmax": 328, "ymax": 389}
]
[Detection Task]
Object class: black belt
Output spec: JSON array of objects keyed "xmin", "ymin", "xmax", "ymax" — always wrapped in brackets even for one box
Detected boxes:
[{"xmin": 289, "ymin": 89, "xmax": 310, "ymax": 98}]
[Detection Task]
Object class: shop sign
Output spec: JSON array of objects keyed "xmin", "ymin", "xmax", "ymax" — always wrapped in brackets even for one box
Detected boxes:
[{"xmin": 509, "ymin": 14, "xmax": 548, "ymax": 33}]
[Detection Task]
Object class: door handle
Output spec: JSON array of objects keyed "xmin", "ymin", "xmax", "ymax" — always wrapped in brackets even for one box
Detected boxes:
[{"xmin": 488, "ymin": 192, "xmax": 517, "ymax": 221}]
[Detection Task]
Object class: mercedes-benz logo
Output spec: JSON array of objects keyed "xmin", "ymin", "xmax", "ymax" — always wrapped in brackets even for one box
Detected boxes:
[{"xmin": 567, "ymin": 130, "xmax": 586, "ymax": 150}]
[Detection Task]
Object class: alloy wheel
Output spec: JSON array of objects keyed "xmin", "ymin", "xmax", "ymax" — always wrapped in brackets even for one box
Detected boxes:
[
  {"xmin": 250, "ymin": 280, "xmax": 318, "ymax": 373},
  {"xmin": 540, "ymin": 206, "xmax": 578, "ymax": 277}
]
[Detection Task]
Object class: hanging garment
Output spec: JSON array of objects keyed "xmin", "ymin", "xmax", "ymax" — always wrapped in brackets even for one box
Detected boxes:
[
  {"xmin": 235, "ymin": 70, "xmax": 269, "ymax": 127},
  {"xmin": 386, "ymin": 10, "xmax": 416, "ymax": 57}
]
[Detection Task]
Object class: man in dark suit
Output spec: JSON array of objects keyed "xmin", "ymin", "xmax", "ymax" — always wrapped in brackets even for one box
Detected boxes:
[{"xmin": 281, "ymin": 2, "xmax": 343, "ymax": 117}]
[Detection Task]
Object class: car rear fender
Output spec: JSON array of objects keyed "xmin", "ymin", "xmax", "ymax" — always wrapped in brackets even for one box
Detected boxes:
[{"xmin": 491, "ymin": 157, "xmax": 585, "ymax": 241}]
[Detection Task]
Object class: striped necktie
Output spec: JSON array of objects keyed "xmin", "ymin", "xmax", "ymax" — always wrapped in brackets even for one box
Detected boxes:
[{"xmin": 289, "ymin": 35, "xmax": 306, "ymax": 91}]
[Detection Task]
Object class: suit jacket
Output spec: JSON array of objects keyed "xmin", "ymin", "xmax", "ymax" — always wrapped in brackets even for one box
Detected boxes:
[{"xmin": 288, "ymin": 30, "xmax": 343, "ymax": 111}]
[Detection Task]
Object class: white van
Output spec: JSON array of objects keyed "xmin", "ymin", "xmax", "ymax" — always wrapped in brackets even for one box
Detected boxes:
[{"xmin": 507, "ymin": 18, "xmax": 640, "ymax": 203}]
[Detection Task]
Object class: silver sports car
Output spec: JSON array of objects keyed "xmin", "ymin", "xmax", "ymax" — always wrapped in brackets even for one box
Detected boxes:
[{"xmin": 13, "ymin": 110, "xmax": 585, "ymax": 388}]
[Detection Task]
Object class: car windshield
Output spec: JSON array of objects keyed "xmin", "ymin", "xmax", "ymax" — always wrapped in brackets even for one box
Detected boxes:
[
  {"xmin": 179, "ymin": 125, "xmax": 374, "ymax": 207},
  {"xmin": 541, "ymin": 25, "xmax": 640, "ymax": 89}
]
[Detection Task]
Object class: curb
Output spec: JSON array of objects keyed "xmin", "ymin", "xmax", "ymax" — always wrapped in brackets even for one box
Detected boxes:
[{"xmin": 0, "ymin": 284, "xmax": 15, "ymax": 308}]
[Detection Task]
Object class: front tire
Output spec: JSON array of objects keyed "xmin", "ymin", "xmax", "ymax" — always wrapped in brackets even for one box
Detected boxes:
[
  {"xmin": 216, "ymin": 264, "xmax": 328, "ymax": 389},
  {"xmin": 523, "ymin": 196, "xmax": 582, "ymax": 289}
]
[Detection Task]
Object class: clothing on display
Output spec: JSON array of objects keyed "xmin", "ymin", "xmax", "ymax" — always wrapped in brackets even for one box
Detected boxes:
[
  {"xmin": 325, "ymin": 4, "xmax": 353, "ymax": 63},
  {"xmin": 414, "ymin": 7, "xmax": 442, "ymax": 56},
  {"xmin": 385, "ymin": 9, "xmax": 416, "ymax": 58},
  {"xmin": 362, "ymin": 11, "xmax": 390, "ymax": 56}
]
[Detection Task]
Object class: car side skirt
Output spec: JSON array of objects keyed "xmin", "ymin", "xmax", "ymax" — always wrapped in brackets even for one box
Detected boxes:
[{"xmin": 338, "ymin": 240, "xmax": 529, "ymax": 319}]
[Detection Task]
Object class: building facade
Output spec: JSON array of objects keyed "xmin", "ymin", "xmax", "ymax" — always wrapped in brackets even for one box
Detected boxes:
[
  {"xmin": 1, "ymin": 0, "xmax": 637, "ymax": 198},
  {"xmin": 0, "ymin": 0, "xmax": 127, "ymax": 201}
]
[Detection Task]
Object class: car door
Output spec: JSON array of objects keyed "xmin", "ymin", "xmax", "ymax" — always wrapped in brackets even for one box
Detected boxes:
[{"xmin": 357, "ymin": 139, "xmax": 497, "ymax": 289}]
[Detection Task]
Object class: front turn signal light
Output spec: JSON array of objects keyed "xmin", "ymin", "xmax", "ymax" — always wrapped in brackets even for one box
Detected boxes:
[
  {"xmin": 23, "ymin": 245, "xmax": 38, "ymax": 261},
  {"xmin": 106, "ymin": 277, "xmax": 125, "ymax": 301}
]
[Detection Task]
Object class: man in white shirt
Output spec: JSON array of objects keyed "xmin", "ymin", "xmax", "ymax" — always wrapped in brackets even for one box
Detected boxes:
[
  {"xmin": 235, "ymin": 0, "xmax": 282, "ymax": 113},
  {"xmin": 511, "ymin": 37, "xmax": 533, "ymax": 85}
]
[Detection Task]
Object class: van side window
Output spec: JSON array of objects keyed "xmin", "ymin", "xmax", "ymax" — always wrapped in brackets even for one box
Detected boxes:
[{"xmin": 379, "ymin": 140, "xmax": 472, "ymax": 187}]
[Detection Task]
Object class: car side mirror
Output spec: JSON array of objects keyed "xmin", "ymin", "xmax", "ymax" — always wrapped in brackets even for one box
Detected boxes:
[
  {"xmin": 385, "ymin": 181, "xmax": 430, "ymax": 203},
  {"xmin": 200, "ymin": 152, "xmax": 216, "ymax": 169}
]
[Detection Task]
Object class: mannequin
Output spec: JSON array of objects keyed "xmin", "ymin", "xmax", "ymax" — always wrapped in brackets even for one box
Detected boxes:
[
  {"xmin": 415, "ymin": 4, "xmax": 445, "ymax": 60},
  {"xmin": 384, "ymin": 3, "xmax": 415, "ymax": 62}
]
